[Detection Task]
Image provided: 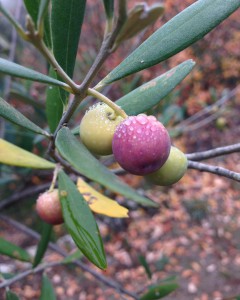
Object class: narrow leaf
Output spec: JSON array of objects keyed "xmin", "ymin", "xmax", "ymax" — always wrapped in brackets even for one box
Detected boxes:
[
  {"xmin": 62, "ymin": 249, "xmax": 83, "ymax": 264},
  {"xmin": 116, "ymin": 59, "xmax": 195, "ymax": 115},
  {"xmin": 33, "ymin": 223, "xmax": 52, "ymax": 268},
  {"xmin": 139, "ymin": 255, "xmax": 152, "ymax": 279},
  {"xmin": 58, "ymin": 170, "xmax": 107, "ymax": 269},
  {"xmin": 77, "ymin": 177, "xmax": 129, "ymax": 218},
  {"xmin": 40, "ymin": 274, "xmax": 56, "ymax": 300},
  {"xmin": 99, "ymin": 0, "xmax": 240, "ymax": 85},
  {"xmin": 0, "ymin": 58, "xmax": 69, "ymax": 89},
  {"xmin": 0, "ymin": 139, "xmax": 55, "ymax": 169},
  {"xmin": 140, "ymin": 282, "xmax": 179, "ymax": 300},
  {"xmin": 24, "ymin": 0, "xmax": 40, "ymax": 24},
  {"xmin": 56, "ymin": 127, "xmax": 157, "ymax": 207},
  {"xmin": 0, "ymin": 97, "xmax": 48, "ymax": 136},
  {"xmin": 102, "ymin": 0, "xmax": 114, "ymax": 20},
  {"xmin": 51, "ymin": 0, "xmax": 86, "ymax": 78},
  {"xmin": 0, "ymin": 237, "xmax": 32, "ymax": 262},
  {"xmin": 6, "ymin": 291, "xmax": 20, "ymax": 300},
  {"xmin": 46, "ymin": 68, "xmax": 64, "ymax": 132}
]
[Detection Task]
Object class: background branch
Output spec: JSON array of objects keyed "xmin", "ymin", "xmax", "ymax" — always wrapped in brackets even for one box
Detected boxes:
[
  {"xmin": 187, "ymin": 143, "xmax": 240, "ymax": 161},
  {"xmin": 188, "ymin": 160, "xmax": 240, "ymax": 182}
]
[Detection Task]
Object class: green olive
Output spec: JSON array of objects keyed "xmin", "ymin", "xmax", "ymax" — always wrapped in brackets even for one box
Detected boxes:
[
  {"xmin": 80, "ymin": 103, "xmax": 124, "ymax": 156},
  {"xmin": 146, "ymin": 146, "xmax": 188, "ymax": 186}
]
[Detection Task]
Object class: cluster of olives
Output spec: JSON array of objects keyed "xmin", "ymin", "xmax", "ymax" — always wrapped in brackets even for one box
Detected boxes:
[
  {"xmin": 36, "ymin": 103, "xmax": 188, "ymax": 225},
  {"xmin": 80, "ymin": 103, "xmax": 188, "ymax": 185}
]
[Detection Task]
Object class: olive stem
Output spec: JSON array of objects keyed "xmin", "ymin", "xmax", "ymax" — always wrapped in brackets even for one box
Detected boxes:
[
  {"xmin": 48, "ymin": 164, "xmax": 61, "ymax": 192},
  {"xmin": 87, "ymin": 88, "xmax": 128, "ymax": 119}
]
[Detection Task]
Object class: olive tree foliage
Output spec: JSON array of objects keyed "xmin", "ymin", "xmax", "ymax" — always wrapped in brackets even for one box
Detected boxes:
[{"xmin": 0, "ymin": 0, "xmax": 239, "ymax": 299}]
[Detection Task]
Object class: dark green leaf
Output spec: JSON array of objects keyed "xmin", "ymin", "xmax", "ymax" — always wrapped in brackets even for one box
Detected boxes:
[
  {"xmin": 58, "ymin": 170, "xmax": 107, "ymax": 269},
  {"xmin": 6, "ymin": 290, "xmax": 20, "ymax": 300},
  {"xmin": 0, "ymin": 58, "xmax": 69, "ymax": 89},
  {"xmin": 24, "ymin": 0, "xmax": 40, "ymax": 24},
  {"xmin": 99, "ymin": 0, "xmax": 240, "ymax": 85},
  {"xmin": 51, "ymin": 0, "xmax": 86, "ymax": 78},
  {"xmin": 139, "ymin": 255, "xmax": 152, "ymax": 279},
  {"xmin": 56, "ymin": 127, "xmax": 157, "ymax": 207},
  {"xmin": 46, "ymin": 68, "xmax": 64, "ymax": 132},
  {"xmin": 0, "ymin": 237, "xmax": 32, "ymax": 262},
  {"xmin": 0, "ymin": 97, "xmax": 49, "ymax": 136},
  {"xmin": 62, "ymin": 249, "xmax": 83, "ymax": 264},
  {"xmin": 40, "ymin": 274, "xmax": 56, "ymax": 300},
  {"xmin": 103, "ymin": 0, "xmax": 114, "ymax": 19},
  {"xmin": 33, "ymin": 223, "xmax": 52, "ymax": 268},
  {"xmin": 116, "ymin": 60, "xmax": 195, "ymax": 115},
  {"xmin": 140, "ymin": 282, "xmax": 179, "ymax": 300}
]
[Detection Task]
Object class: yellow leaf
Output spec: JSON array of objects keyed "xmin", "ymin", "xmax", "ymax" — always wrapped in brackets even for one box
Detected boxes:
[
  {"xmin": 0, "ymin": 139, "xmax": 55, "ymax": 169},
  {"xmin": 77, "ymin": 177, "xmax": 129, "ymax": 218}
]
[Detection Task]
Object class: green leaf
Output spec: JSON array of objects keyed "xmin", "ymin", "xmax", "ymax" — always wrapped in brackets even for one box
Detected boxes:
[
  {"xmin": 58, "ymin": 170, "xmax": 107, "ymax": 269},
  {"xmin": 51, "ymin": 0, "xmax": 86, "ymax": 78},
  {"xmin": 99, "ymin": 0, "xmax": 240, "ymax": 85},
  {"xmin": 56, "ymin": 127, "xmax": 157, "ymax": 207},
  {"xmin": 0, "ymin": 237, "xmax": 32, "ymax": 262},
  {"xmin": 46, "ymin": 68, "xmax": 64, "ymax": 132},
  {"xmin": 102, "ymin": 0, "xmax": 114, "ymax": 20},
  {"xmin": 62, "ymin": 249, "xmax": 83, "ymax": 264},
  {"xmin": 116, "ymin": 59, "xmax": 195, "ymax": 115},
  {"xmin": 0, "ymin": 138, "xmax": 55, "ymax": 169},
  {"xmin": 40, "ymin": 274, "xmax": 56, "ymax": 300},
  {"xmin": 24, "ymin": 0, "xmax": 40, "ymax": 24},
  {"xmin": 0, "ymin": 97, "xmax": 49, "ymax": 136},
  {"xmin": 6, "ymin": 290, "xmax": 20, "ymax": 300},
  {"xmin": 139, "ymin": 255, "xmax": 152, "ymax": 279},
  {"xmin": 140, "ymin": 282, "xmax": 179, "ymax": 300},
  {"xmin": 33, "ymin": 223, "xmax": 52, "ymax": 268},
  {"xmin": 0, "ymin": 58, "xmax": 69, "ymax": 89}
]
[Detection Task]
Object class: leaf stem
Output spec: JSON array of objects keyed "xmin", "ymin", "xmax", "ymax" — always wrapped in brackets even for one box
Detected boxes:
[
  {"xmin": 25, "ymin": 15, "xmax": 79, "ymax": 93},
  {"xmin": 87, "ymin": 88, "xmax": 128, "ymax": 119},
  {"xmin": 48, "ymin": 164, "xmax": 61, "ymax": 192}
]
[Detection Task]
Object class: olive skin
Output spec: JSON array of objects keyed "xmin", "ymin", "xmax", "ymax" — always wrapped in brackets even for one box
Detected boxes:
[
  {"xmin": 80, "ymin": 103, "xmax": 124, "ymax": 156},
  {"xmin": 36, "ymin": 189, "xmax": 63, "ymax": 225},
  {"xmin": 112, "ymin": 114, "xmax": 171, "ymax": 175},
  {"xmin": 146, "ymin": 146, "xmax": 188, "ymax": 186}
]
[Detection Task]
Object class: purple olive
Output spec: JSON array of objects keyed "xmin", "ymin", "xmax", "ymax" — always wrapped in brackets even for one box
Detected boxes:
[{"xmin": 112, "ymin": 114, "xmax": 171, "ymax": 175}]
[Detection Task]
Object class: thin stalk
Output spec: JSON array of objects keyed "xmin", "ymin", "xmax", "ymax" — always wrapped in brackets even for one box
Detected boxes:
[{"xmin": 87, "ymin": 88, "xmax": 128, "ymax": 118}]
